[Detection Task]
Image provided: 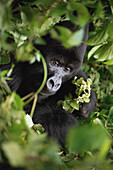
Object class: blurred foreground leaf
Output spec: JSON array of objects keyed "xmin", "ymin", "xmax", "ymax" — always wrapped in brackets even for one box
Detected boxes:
[{"xmin": 67, "ymin": 125, "xmax": 110, "ymax": 154}]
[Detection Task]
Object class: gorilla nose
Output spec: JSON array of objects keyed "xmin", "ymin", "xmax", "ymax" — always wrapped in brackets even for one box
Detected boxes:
[
  {"xmin": 47, "ymin": 76, "xmax": 62, "ymax": 92},
  {"xmin": 49, "ymin": 79, "xmax": 54, "ymax": 88}
]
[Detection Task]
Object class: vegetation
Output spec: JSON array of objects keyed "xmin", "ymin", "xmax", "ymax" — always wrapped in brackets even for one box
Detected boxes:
[{"xmin": 0, "ymin": 0, "xmax": 113, "ymax": 169}]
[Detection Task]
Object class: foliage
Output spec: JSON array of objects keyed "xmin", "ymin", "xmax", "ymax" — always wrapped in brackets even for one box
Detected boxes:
[
  {"xmin": 58, "ymin": 77, "xmax": 92, "ymax": 112},
  {"xmin": 85, "ymin": 0, "xmax": 113, "ymax": 64},
  {"xmin": 0, "ymin": 0, "xmax": 113, "ymax": 169}
]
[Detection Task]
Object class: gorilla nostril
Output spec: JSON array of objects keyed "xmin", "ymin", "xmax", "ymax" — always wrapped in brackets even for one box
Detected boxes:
[
  {"xmin": 55, "ymin": 84, "xmax": 60, "ymax": 88},
  {"xmin": 50, "ymin": 79, "xmax": 54, "ymax": 88}
]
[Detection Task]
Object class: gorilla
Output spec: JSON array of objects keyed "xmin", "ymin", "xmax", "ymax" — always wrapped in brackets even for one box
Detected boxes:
[{"xmin": 0, "ymin": 21, "xmax": 96, "ymax": 147}]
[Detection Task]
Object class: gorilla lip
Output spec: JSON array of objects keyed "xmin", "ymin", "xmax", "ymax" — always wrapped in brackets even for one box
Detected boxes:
[{"xmin": 40, "ymin": 91, "xmax": 55, "ymax": 96}]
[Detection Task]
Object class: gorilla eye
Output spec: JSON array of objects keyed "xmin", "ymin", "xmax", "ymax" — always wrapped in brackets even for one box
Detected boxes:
[
  {"xmin": 51, "ymin": 60, "xmax": 59, "ymax": 66},
  {"xmin": 65, "ymin": 67, "xmax": 71, "ymax": 72}
]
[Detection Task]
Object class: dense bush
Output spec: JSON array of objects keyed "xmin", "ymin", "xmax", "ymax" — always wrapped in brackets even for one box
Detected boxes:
[{"xmin": 0, "ymin": 0, "xmax": 113, "ymax": 169}]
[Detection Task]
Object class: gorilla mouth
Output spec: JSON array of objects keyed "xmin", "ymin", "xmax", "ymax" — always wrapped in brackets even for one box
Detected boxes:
[
  {"xmin": 40, "ymin": 91, "xmax": 55, "ymax": 96},
  {"xmin": 40, "ymin": 86, "xmax": 56, "ymax": 97}
]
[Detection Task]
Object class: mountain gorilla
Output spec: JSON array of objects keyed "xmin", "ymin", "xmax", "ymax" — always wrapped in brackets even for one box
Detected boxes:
[{"xmin": 0, "ymin": 21, "xmax": 96, "ymax": 147}]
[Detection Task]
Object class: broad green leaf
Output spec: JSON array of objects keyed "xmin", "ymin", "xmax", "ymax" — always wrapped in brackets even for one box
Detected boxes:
[
  {"xmin": 77, "ymin": 77, "xmax": 83, "ymax": 84},
  {"xmin": 67, "ymin": 28, "xmax": 84, "ymax": 47},
  {"xmin": 40, "ymin": 17, "xmax": 60, "ymax": 34},
  {"xmin": 94, "ymin": 1, "xmax": 103, "ymax": 19},
  {"xmin": 12, "ymin": 93, "xmax": 24, "ymax": 110},
  {"xmin": 2, "ymin": 142, "xmax": 25, "ymax": 167},
  {"xmin": 51, "ymin": 26, "xmax": 84, "ymax": 48},
  {"xmin": 63, "ymin": 100, "xmax": 70, "ymax": 111},
  {"xmin": 35, "ymin": 0, "xmax": 59, "ymax": 8},
  {"xmin": 100, "ymin": 109, "xmax": 108, "ymax": 115},
  {"xmin": 93, "ymin": 118, "xmax": 104, "ymax": 126},
  {"xmin": 108, "ymin": 65, "xmax": 113, "ymax": 74},
  {"xmin": 104, "ymin": 58, "xmax": 113, "ymax": 65},
  {"xmin": 107, "ymin": 21, "xmax": 113, "ymax": 39},
  {"xmin": 34, "ymin": 37, "xmax": 46, "ymax": 45},
  {"xmin": 70, "ymin": 100, "xmax": 79, "ymax": 110},
  {"xmin": 49, "ymin": 4, "xmax": 67, "ymax": 17},
  {"xmin": 55, "ymin": 26, "xmax": 72, "ymax": 41},
  {"xmin": 99, "ymin": 139, "xmax": 111, "ymax": 159},
  {"xmin": 67, "ymin": 2, "xmax": 90, "ymax": 26},
  {"xmin": 88, "ymin": 44, "xmax": 102, "ymax": 60},
  {"xmin": 86, "ymin": 29, "xmax": 108, "ymax": 46},
  {"xmin": 94, "ymin": 42, "xmax": 113, "ymax": 61},
  {"xmin": 109, "ymin": 0, "xmax": 113, "ymax": 14},
  {"xmin": 0, "ymin": 54, "xmax": 10, "ymax": 64},
  {"xmin": 67, "ymin": 125, "xmax": 109, "ymax": 154},
  {"xmin": 108, "ymin": 106, "xmax": 113, "ymax": 119}
]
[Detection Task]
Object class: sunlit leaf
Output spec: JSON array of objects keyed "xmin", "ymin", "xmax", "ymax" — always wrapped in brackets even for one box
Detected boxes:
[
  {"xmin": 12, "ymin": 93, "xmax": 24, "ymax": 110},
  {"xmin": 108, "ymin": 65, "xmax": 113, "ymax": 74},
  {"xmin": 63, "ymin": 100, "xmax": 70, "ymax": 111},
  {"xmin": 86, "ymin": 29, "xmax": 108, "ymax": 46},
  {"xmin": 107, "ymin": 21, "xmax": 113, "ymax": 39},
  {"xmin": 70, "ymin": 100, "xmax": 79, "ymax": 110},
  {"xmin": 104, "ymin": 58, "xmax": 113, "ymax": 65},
  {"xmin": 67, "ymin": 2, "xmax": 90, "ymax": 26},
  {"xmin": 88, "ymin": 44, "xmax": 102, "ymax": 60},
  {"xmin": 67, "ymin": 28, "xmax": 84, "ymax": 47},
  {"xmin": 67, "ymin": 125, "xmax": 109, "ymax": 154},
  {"xmin": 94, "ymin": 1, "xmax": 103, "ymax": 19},
  {"xmin": 94, "ymin": 42, "xmax": 113, "ymax": 61},
  {"xmin": 2, "ymin": 142, "xmax": 25, "ymax": 167},
  {"xmin": 108, "ymin": 106, "xmax": 113, "ymax": 119},
  {"xmin": 109, "ymin": 0, "xmax": 113, "ymax": 14},
  {"xmin": 49, "ymin": 4, "xmax": 67, "ymax": 17}
]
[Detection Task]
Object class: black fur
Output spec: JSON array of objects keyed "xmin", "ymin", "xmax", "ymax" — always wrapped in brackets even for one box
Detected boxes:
[{"xmin": 0, "ymin": 22, "xmax": 96, "ymax": 147}]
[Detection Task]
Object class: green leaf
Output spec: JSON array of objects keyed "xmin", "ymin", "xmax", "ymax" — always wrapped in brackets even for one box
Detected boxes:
[
  {"xmin": 2, "ymin": 142, "xmax": 25, "ymax": 167},
  {"xmin": 88, "ymin": 44, "xmax": 102, "ymax": 60},
  {"xmin": 51, "ymin": 26, "xmax": 84, "ymax": 48},
  {"xmin": 107, "ymin": 21, "xmax": 113, "ymax": 39},
  {"xmin": 109, "ymin": 0, "xmax": 113, "ymax": 14},
  {"xmin": 108, "ymin": 106, "xmax": 113, "ymax": 120},
  {"xmin": 104, "ymin": 58, "xmax": 113, "ymax": 65},
  {"xmin": 108, "ymin": 65, "xmax": 113, "ymax": 74},
  {"xmin": 70, "ymin": 100, "xmax": 79, "ymax": 110},
  {"xmin": 67, "ymin": 125, "xmax": 109, "ymax": 154},
  {"xmin": 63, "ymin": 100, "xmax": 70, "ymax": 111},
  {"xmin": 67, "ymin": 28, "xmax": 84, "ymax": 47},
  {"xmin": 67, "ymin": 2, "xmax": 90, "ymax": 26},
  {"xmin": 77, "ymin": 77, "xmax": 83, "ymax": 84},
  {"xmin": 12, "ymin": 93, "xmax": 24, "ymax": 110},
  {"xmin": 0, "ymin": 52, "xmax": 10, "ymax": 64},
  {"xmin": 94, "ymin": 1, "xmax": 103, "ymax": 19},
  {"xmin": 100, "ymin": 109, "xmax": 108, "ymax": 115},
  {"xmin": 86, "ymin": 29, "xmax": 108, "ymax": 46},
  {"xmin": 40, "ymin": 17, "xmax": 60, "ymax": 34},
  {"xmin": 84, "ymin": 97, "xmax": 90, "ymax": 103},
  {"xmin": 49, "ymin": 4, "xmax": 67, "ymax": 17},
  {"xmin": 94, "ymin": 42, "xmax": 113, "ymax": 62},
  {"xmin": 55, "ymin": 26, "xmax": 72, "ymax": 41}
]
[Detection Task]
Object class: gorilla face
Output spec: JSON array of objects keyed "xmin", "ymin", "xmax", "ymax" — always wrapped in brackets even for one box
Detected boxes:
[
  {"xmin": 46, "ymin": 57, "xmax": 71, "ymax": 91},
  {"xmin": 39, "ymin": 54, "xmax": 77, "ymax": 98},
  {"xmin": 37, "ymin": 39, "xmax": 82, "ymax": 98}
]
